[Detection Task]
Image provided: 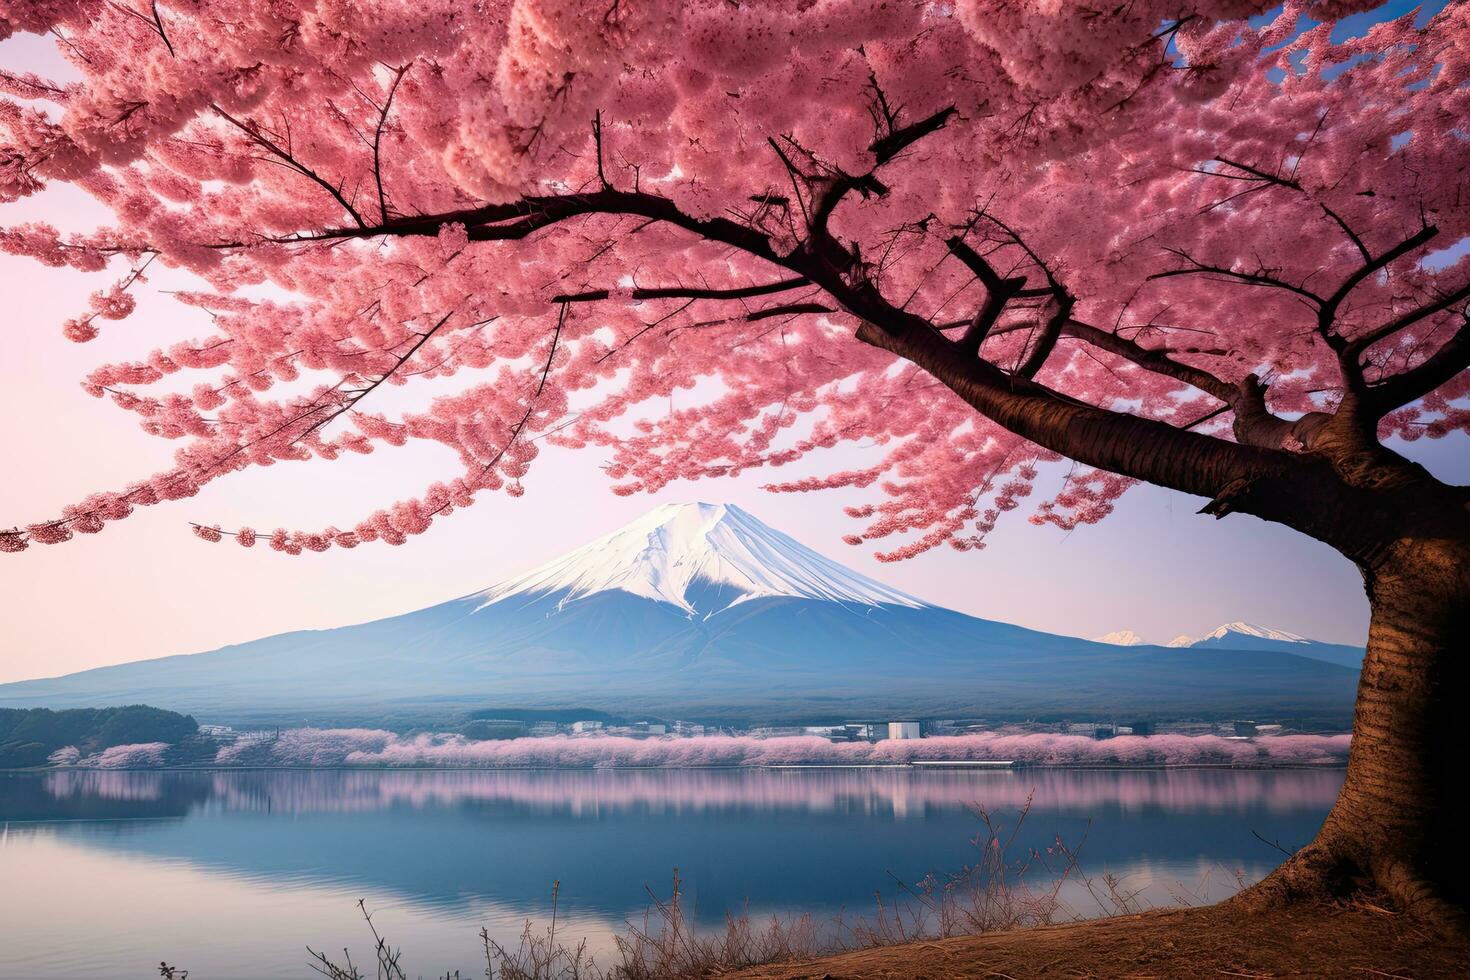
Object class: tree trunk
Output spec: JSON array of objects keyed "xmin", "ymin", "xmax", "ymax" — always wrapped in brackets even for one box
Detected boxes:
[{"xmin": 1239, "ymin": 529, "xmax": 1470, "ymax": 928}]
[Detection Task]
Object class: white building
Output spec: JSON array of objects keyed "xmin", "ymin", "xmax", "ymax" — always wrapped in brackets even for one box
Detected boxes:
[
  {"xmin": 571, "ymin": 720, "xmax": 604, "ymax": 733},
  {"xmin": 888, "ymin": 721, "xmax": 922, "ymax": 740}
]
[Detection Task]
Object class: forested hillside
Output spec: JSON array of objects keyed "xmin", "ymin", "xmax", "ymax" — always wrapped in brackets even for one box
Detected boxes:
[{"xmin": 0, "ymin": 705, "xmax": 197, "ymax": 768}]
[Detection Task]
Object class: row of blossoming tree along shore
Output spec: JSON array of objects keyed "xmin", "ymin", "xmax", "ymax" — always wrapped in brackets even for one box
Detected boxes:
[{"xmin": 40, "ymin": 729, "xmax": 1353, "ymax": 770}]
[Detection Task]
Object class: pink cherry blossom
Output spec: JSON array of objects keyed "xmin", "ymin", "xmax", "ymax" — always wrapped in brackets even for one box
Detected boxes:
[
  {"xmin": 202, "ymin": 727, "xmax": 1351, "ymax": 770},
  {"xmin": 0, "ymin": 1, "xmax": 1462, "ymax": 566}
]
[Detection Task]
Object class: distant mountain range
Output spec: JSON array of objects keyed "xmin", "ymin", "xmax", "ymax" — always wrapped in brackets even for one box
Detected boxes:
[
  {"xmin": 0, "ymin": 503, "xmax": 1361, "ymax": 726},
  {"xmin": 1092, "ymin": 621, "xmax": 1364, "ymax": 669}
]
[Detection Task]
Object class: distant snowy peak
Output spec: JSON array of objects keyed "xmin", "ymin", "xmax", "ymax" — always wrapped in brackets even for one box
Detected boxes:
[
  {"xmin": 1169, "ymin": 622, "xmax": 1310, "ymax": 647},
  {"xmin": 1091, "ymin": 630, "xmax": 1147, "ymax": 646},
  {"xmin": 475, "ymin": 502, "xmax": 926, "ymax": 616},
  {"xmin": 1099, "ymin": 622, "xmax": 1314, "ymax": 648},
  {"xmin": 1202, "ymin": 621, "xmax": 1308, "ymax": 644}
]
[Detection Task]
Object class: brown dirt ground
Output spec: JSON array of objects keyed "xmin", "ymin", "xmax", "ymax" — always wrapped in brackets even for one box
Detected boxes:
[{"xmin": 728, "ymin": 902, "xmax": 1469, "ymax": 979}]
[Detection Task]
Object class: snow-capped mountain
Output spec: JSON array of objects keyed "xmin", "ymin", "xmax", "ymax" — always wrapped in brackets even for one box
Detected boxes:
[
  {"xmin": 1184, "ymin": 621, "xmax": 1362, "ymax": 667},
  {"xmin": 1091, "ymin": 630, "xmax": 1148, "ymax": 646},
  {"xmin": 0, "ymin": 503, "xmax": 1360, "ymax": 724},
  {"xmin": 1134, "ymin": 621, "xmax": 1364, "ymax": 668},
  {"xmin": 1174, "ymin": 622, "xmax": 1309, "ymax": 647},
  {"xmin": 1093, "ymin": 620, "xmax": 1363, "ymax": 669},
  {"xmin": 476, "ymin": 502, "xmax": 923, "ymax": 616}
]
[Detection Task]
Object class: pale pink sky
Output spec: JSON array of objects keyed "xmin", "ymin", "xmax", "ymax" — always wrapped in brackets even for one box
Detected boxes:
[{"xmin": 2, "ymin": 30, "xmax": 1463, "ymax": 686}]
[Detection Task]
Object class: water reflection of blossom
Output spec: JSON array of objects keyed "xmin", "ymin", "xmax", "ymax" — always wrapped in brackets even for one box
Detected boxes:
[
  {"xmin": 43, "ymin": 769, "xmax": 170, "ymax": 802},
  {"xmin": 34, "ymin": 766, "xmax": 1343, "ymax": 819}
]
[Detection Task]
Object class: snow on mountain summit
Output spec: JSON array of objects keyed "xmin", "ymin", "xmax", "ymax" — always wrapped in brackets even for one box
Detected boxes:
[
  {"xmin": 1098, "ymin": 622, "xmax": 1315, "ymax": 648},
  {"xmin": 1204, "ymin": 621, "xmax": 1308, "ymax": 644},
  {"xmin": 1091, "ymin": 630, "xmax": 1147, "ymax": 646},
  {"xmin": 475, "ymin": 502, "xmax": 926, "ymax": 616},
  {"xmin": 1166, "ymin": 622, "xmax": 1311, "ymax": 647}
]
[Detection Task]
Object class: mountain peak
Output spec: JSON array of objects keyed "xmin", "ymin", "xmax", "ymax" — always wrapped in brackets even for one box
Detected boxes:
[
  {"xmin": 475, "ymin": 502, "xmax": 925, "ymax": 616},
  {"xmin": 1206, "ymin": 621, "xmax": 1307, "ymax": 644},
  {"xmin": 1101, "ymin": 622, "xmax": 1316, "ymax": 649},
  {"xmin": 1091, "ymin": 629, "xmax": 1147, "ymax": 646}
]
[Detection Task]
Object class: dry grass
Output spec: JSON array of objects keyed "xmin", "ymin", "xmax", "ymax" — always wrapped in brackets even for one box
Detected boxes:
[{"xmin": 730, "ymin": 901, "xmax": 1469, "ymax": 979}]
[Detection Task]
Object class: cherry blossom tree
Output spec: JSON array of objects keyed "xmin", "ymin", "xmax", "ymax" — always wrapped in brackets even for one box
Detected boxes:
[{"xmin": 1, "ymin": 0, "xmax": 1467, "ymax": 919}]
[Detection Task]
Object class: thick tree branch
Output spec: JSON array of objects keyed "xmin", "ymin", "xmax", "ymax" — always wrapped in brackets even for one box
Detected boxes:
[
  {"xmin": 853, "ymin": 319, "xmax": 1301, "ymax": 509},
  {"xmin": 1015, "ymin": 297, "xmax": 1075, "ymax": 379},
  {"xmin": 945, "ymin": 236, "xmax": 1029, "ymax": 354},
  {"xmin": 1063, "ymin": 319, "xmax": 1237, "ymax": 402},
  {"xmin": 855, "ymin": 319, "xmax": 1398, "ymax": 560},
  {"xmin": 552, "ymin": 276, "xmax": 810, "ymax": 305},
  {"xmin": 869, "ymin": 105, "xmax": 958, "ymax": 166},
  {"xmin": 280, "ymin": 188, "xmax": 784, "ymax": 265},
  {"xmin": 746, "ymin": 301, "xmax": 833, "ymax": 321},
  {"xmin": 283, "ymin": 185, "xmax": 936, "ymax": 340},
  {"xmin": 799, "ymin": 105, "xmax": 956, "ymax": 238}
]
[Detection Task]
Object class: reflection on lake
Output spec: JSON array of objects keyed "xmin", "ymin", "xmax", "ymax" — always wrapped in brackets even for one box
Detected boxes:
[{"xmin": 0, "ymin": 767, "xmax": 1342, "ymax": 979}]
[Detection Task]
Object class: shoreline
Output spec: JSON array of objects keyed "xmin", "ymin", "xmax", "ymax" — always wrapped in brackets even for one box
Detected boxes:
[{"xmin": 5, "ymin": 760, "xmax": 1349, "ymax": 774}]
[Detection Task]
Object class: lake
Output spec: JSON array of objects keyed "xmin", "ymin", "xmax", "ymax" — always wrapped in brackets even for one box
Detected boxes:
[{"xmin": 0, "ymin": 766, "xmax": 1341, "ymax": 979}]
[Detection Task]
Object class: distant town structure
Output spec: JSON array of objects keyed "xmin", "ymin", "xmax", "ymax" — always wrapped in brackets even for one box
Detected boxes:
[
  {"xmin": 193, "ymin": 713, "xmax": 1318, "ymax": 750},
  {"xmin": 196, "ymin": 725, "xmax": 280, "ymax": 745}
]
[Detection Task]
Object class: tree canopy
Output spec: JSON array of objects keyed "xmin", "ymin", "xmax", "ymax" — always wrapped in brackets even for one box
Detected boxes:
[
  {"xmin": 0, "ymin": 704, "xmax": 197, "ymax": 766},
  {"xmin": 0, "ymin": 0, "xmax": 1465, "ymax": 558}
]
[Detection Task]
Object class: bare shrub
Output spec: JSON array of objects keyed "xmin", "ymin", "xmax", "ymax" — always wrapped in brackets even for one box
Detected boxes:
[
  {"xmin": 307, "ymin": 899, "xmax": 412, "ymax": 980},
  {"xmin": 851, "ymin": 791, "xmax": 1090, "ymax": 946},
  {"xmin": 483, "ymin": 881, "xmax": 597, "ymax": 980},
  {"xmin": 608, "ymin": 870, "xmax": 820, "ymax": 979}
]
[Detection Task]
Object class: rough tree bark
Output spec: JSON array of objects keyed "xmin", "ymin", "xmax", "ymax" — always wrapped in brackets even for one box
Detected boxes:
[{"xmin": 1242, "ymin": 525, "xmax": 1470, "ymax": 925}]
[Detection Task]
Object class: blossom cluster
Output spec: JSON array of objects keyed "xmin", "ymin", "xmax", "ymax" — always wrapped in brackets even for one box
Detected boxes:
[{"xmin": 0, "ymin": 1, "xmax": 1464, "ymax": 556}]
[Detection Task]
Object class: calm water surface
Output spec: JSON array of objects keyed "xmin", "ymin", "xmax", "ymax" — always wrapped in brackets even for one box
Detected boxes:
[{"xmin": 0, "ymin": 767, "xmax": 1341, "ymax": 979}]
